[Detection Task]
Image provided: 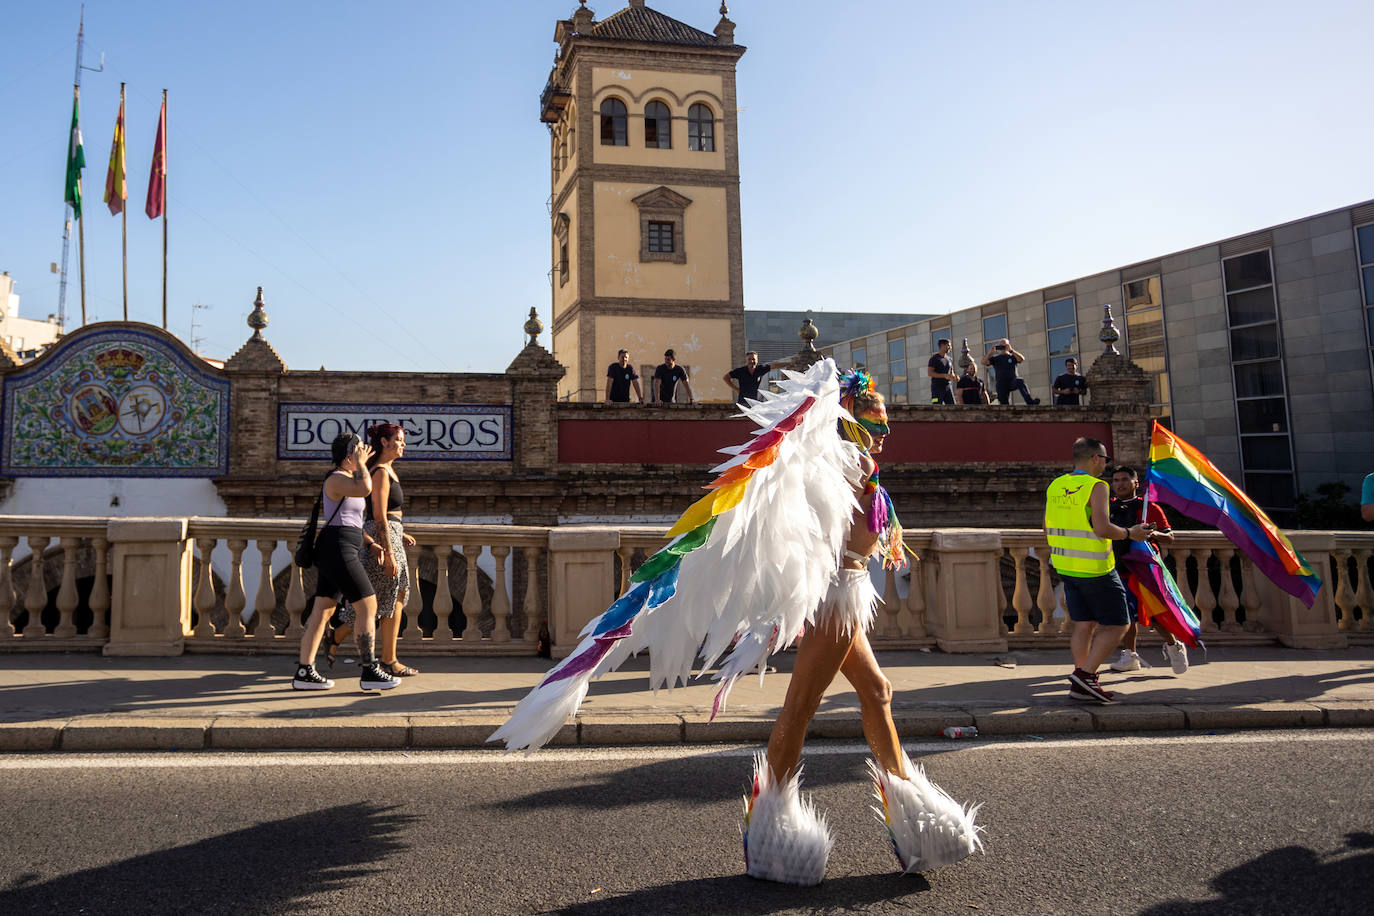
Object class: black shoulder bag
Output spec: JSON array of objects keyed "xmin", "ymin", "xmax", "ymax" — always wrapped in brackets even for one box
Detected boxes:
[{"xmin": 294, "ymin": 479, "xmax": 344, "ymax": 569}]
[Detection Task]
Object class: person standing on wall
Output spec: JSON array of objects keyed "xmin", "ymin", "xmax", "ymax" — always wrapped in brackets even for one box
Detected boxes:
[
  {"xmin": 1044, "ymin": 437, "xmax": 1155, "ymax": 703},
  {"xmin": 605, "ymin": 349, "xmax": 644, "ymax": 404},
  {"xmin": 956, "ymin": 361, "xmax": 991, "ymax": 405},
  {"xmin": 294, "ymin": 434, "xmax": 400, "ymax": 692},
  {"xmin": 653, "ymin": 348, "xmax": 694, "ymax": 404},
  {"xmin": 927, "ymin": 338, "xmax": 957, "ymax": 405},
  {"xmin": 724, "ymin": 351, "xmax": 787, "ymax": 405},
  {"xmin": 1052, "ymin": 357, "xmax": 1089, "ymax": 405},
  {"xmin": 984, "ymin": 338, "xmax": 1040, "ymax": 405}
]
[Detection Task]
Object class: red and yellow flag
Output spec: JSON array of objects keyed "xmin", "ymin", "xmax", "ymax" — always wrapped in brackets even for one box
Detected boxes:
[{"xmin": 103, "ymin": 93, "xmax": 126, "ymax": 216}]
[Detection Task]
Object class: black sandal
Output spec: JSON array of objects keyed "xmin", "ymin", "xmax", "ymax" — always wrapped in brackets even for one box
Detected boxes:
[{"xmin": 380, "ymin": 660, "xmax": 419, "ymax": 677}]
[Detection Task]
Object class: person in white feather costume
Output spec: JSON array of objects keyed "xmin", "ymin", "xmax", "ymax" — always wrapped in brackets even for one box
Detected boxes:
[{"xmin": 490, "ymin": 360, "xmax": 982, "ymax": 885}]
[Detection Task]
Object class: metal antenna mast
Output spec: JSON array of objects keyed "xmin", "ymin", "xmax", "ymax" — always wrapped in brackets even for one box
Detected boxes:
[
  {"xmin": 57, "ymin": 4, "xmax": 103, "ymax": 328},
  {"xmin": 190, "ymin": 302, "xmax": 211, "ymax": 354}
]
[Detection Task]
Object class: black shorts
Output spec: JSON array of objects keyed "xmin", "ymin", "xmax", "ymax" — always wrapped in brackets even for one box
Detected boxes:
[
  {"xmin": 313, "ymin": 526, "xmax": 375, "ymax": 604},
  {"xmin": 1061, "ymin": 569, "xmax": 1130, "ymax": 627}
]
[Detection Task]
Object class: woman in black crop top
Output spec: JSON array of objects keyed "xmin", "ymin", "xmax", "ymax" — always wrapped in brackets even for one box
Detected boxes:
[{"xmin": 327, "ymin": 423, "xmax": 420, "ymax": 676}]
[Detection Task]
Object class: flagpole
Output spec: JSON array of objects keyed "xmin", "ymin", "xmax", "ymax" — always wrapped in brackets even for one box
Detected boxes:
[
  {"xmin": 120, "ymin": 83, "xmax": 128, "ymax": 321},
  {"xmin": 78, "ymin": 177, "xmax": 87, "ymax": 324},
  {"xmin": 161, "ymin": 88, "xmax": 168, "ymax": 330}
]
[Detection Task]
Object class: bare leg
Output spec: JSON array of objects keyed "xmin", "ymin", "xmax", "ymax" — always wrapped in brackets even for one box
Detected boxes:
[
  {"xmin": 766, "ymin": 620, "xmax": 856, "ymax": 783},
  {"xmin": 1120, "ymin": 620, "xmax": 1139, "ymax": 652},
  {"xmin": 839, "ymin": 629, "xmax": 905, "ymax": 779},
  {"xmin": 1084, "ymin": 624, "xmax": 1127, "ymax": 673},
  {"xmin": 379, "ymin": 612, "xmax": 401, "ymax": 665},
  {"xmin": 1070, "ymin": 621, "xmax": 1095, "ymax": 670},
  {"xmin": 298, "ymin": 597, "xmax": 337, "ymax": 665},
  {"xmin": 352, "ymin": 595, "xmax": 380, "ymax": 664}
]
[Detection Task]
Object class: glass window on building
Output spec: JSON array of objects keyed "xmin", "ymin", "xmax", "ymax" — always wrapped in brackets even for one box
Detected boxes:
[
  {"xmin": 930, "ymin": 328, "xmax": 950, "ymax": 357},
  {"xmin": 644, "ymin": 100, "xmax": 671, "ymax": 149},
  {"xmin": 600, "ymin": 98, "xmax": 628, "ymax": 146},
  {"xmin": 1121, "ymin": 276, "xmax": 1171, "ymax": 425},
  {"xmin": 982, "ymin": 313, "xmax": 1007, "ymax": 348},
  {"xmin": 1357, "ymin": 223, "xmax": 1374, "ymax": 362},
  {"xmin": 1045, "ymin": 296, "xmax": 1077, "ymax": 387},
  {"xmin": 1223, "ymin": 249, "xmax": 1294, "ymax": 515},
  {"xmin": 888, "ymin": 337, "xmax": 907, "ymax": 403},
  {"xmin": 687, "ymin": 103, "xmax": 714, "ymax": 151},
  {"xmin": 852, "ymin": 345, "xmax": 866, "ymax": 368}
]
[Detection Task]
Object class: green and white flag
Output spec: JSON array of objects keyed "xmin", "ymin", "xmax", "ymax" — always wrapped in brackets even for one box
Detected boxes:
[{"xmin": 64, "ymin": 87, "xmax": 85, "ymax": 219}]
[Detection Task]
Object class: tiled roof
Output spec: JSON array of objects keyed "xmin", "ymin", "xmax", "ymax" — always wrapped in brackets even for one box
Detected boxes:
[{"xmin": 591, "ymin": 5, "xmax": 723, "ymax": 46}]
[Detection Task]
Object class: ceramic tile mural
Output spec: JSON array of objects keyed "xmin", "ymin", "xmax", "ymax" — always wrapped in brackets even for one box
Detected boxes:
[{"xmin": 1, "ymin": 328, "xmax": 230, "ymax": 477}]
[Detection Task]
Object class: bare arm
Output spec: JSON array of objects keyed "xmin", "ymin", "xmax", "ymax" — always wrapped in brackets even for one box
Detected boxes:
[
  {"xmin": 1364, "ymin": 503, "xmax": 1374, "ymax": 523},
  {"xmin": 724, "ymin": 372, "xmax": 739, "ymax": 393},
  {"xmin": 370, "ymin": 469, "xmax": 391, "ymax": 558},
  {"xmin": 682, "ymin": 377, "xmax": 695, "ymax": 403},
  {"xmin": 604, "ymin": 377, "xmax": 612, "ymax": 402},
  {"xmin": 632, "ymin": 378, "xmax": 643, "ymax": 403}
]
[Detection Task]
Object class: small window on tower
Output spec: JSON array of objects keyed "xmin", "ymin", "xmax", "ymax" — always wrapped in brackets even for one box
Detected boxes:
[
  {"xmin": 688, "ymin": 103, "xmax": 714, "ymax": 151},
  {"xmin": 647, "ymin": 221, "xmax": 674, "ymax": 253},
  {"xmin": 600, "ymin": 98, "xmax": 627, "ymax": 146},
  {"xmin": 559, "ymin": 243, "xmax": 569, "ymax": 285}
]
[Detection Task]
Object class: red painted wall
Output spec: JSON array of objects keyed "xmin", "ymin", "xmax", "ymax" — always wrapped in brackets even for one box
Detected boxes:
[{"xmin": 558, "ymin": 417, "xmax": 1114, "ymax": 465}]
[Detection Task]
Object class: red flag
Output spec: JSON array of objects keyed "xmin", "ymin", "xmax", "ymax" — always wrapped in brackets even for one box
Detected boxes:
[{"xmin": 145, "ymin": 97, "xmax": 166, "ymax": 219}]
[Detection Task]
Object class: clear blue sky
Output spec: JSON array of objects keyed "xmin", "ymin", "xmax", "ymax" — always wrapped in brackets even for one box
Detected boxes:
[{"xmin": 4, "ymin": 1, "xmax": 1372, "ymax": 371}]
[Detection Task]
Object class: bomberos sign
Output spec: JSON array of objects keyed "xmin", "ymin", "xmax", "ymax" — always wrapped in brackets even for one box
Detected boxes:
[{"xmin": 278, "ymin": 403, "xmax": 512, "ymax": 461}]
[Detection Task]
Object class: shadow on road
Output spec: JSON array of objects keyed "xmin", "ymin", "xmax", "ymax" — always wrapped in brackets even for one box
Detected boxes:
[
  {"xmin": 1139, "ymin": 831, "xmax": 1374, "ymax": 915},
  {"xmin": 551, "ymin": 870, "xmax": 931, "ymax": 915},
  {"xmin": 0, "ymin": 802, "xmax": 411, "ymax": 914}
]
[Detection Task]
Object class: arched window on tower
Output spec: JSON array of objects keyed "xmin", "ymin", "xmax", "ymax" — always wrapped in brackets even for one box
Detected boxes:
[
  {"xmin": 644, "ymin": 100, "xmax": 671, "ymax": 149},
  {"xmin": 688, "ymin": 103, "xmax": 715, "ymax": 152},
  {"xmin": 600, "ymin": 98, "xmax": 627, "ymax": 146}
]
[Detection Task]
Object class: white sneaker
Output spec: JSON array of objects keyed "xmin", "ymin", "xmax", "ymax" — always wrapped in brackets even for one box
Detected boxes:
[
  {"xmin": 1109, "ymin": 649, "xmax": 1142, "ymax": 673},
  {"xmin": 1164, "ymin": 641, "xmax": 1189, "ymax": 675}
]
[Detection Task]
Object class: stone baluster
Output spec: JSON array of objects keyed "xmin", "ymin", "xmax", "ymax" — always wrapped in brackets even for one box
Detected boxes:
[
  {"xmin": 0, "ymin": 536, "xmax": 16, "ymax": 639},
  {"xmin": 53, "ymin": 537, "xmax": 81, "ymax": 638},
  {"xmin": 1354, "ymin": 549, "xmax": 1374, "ymax": 633},
  {"xmin": 523, "ymin": 545, "xmax": 544, "ymax": 646},
  {"xmin": 1215, "ymin": 548, "xmax": 1241, "ymax": 632},
  {"xmin": 616, "ymin": 547, "xmax": 631, "ymax": 597},
  {"xmin": 1010, "ymin": 547, "xmax": 1034, "ymax": 635},
  {"xmin": 284, "ymin": 557, "xmax": 306, "ymax": 639},
  {"xmin": 1035, "ymin": 549, "xmax": 1060, "ymax": 636},
  {"xmin": 193, "ymin": 537, "xmax": 219, "ymax": 637},
  {"xmin": 223, "ymin": 539, "xmax": 248, "ymax": 638},
  {"xmin": 490, "ymin": 546, "xmax": 512, "ymax": 642},
  {"xmin": 22, "ymin": 536, "xmax": 51, "ymax": 638},
  {"xmin": 87, "ymin": 537, "xmax": 110, "ymax": 640},
  {"xmin": 400, "ymin": 540, "xmax": 422, "ymax": 644},
  {"xmin": 253, "ymin": 539, "xmax": 277, "ymax": 639},
  {"xmin": 1192, "ymin": 548, "xmax": 1218, "ymax": 632},
  {"xmin": 1171, "ymin": 549, "xmax": 1196, "ymax": 613},
  {"xmin": 1240, "ymin": 558, "xmax": 1264, "ymax": 633},
  {"xmin": 461, "ymin": 543, "xmax": 484, "ymax": 640},
  {"xmin": 881, "ymin": 565, "xmax": 902, "ymax": 637},
  {"xmin": 905, "ymin": 556, "xmax": 927, "ymax": 637},
  {"xmin": 433, "ymin": 546, "xmax": 456, "ymax": 640},
  {"xmin": 1333, "ymin": 550, "xmax": 1357, "ymax": 632}
]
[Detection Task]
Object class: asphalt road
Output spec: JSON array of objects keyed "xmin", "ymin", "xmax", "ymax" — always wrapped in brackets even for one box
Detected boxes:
[{"xmin": 1, "ymin": 731, "xmax": 1371, "ymax": 915}]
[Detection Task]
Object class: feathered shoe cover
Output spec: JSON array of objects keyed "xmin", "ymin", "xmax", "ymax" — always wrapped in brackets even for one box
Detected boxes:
[
  {"xmin": 868, "ymin": 749, "xmax": 984, "ymax": 873},
  {"xmin": 742, "ymin": 752, "xmax": 833, "ymax": 886}
]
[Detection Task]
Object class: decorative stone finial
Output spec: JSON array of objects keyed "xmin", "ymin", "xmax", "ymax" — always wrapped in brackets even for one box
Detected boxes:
[
  {"xmin": 573, "ymin": 1, "xmax": 593, "ymax": 29},
  {"xmin": 524, "ymin": 306, "xmax": 545, "ymax": 346},
  {"xmin": 1098, "ymin": 303, "xmax": 1121, "ymax": 356},
  {"xmin": 715, "ymin": 2, "xmax": 736, "ymax": 42},
  {"xmin": 247, "ymin": 287, "xmax": 268, "ymax": 339},
  {"xmin": 720, "ymin": 2, "xmax": 729, "ymax": 14},
  {"xmin": 793, "ymin": 318, "xmax": 821, "ymax": 369},
  {"xmin": 957, "ymin": 336, "xmax": 973, "ymax": 370}
]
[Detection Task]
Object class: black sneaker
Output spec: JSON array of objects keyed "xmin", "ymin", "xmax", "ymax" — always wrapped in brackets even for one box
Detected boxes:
[
  {"xmin": 360, "ymin": 663, "xmax": 401, "ymax": 691},
  {"xmin": 1068, "ymin": 669, "xmax": 1116, "ymax": 703},
  {"xmin": 293, "ymin": 664, "xmax": 334, "ymax": 691}
]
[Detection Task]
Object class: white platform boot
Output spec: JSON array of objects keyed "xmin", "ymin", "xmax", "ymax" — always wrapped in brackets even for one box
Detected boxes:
[
  {"xmin": 868, "ymin": 748, "xmax": 984, "ymax": 872},
  {"xmin": 742, "ymin": 752, "xmax": 833, "ymax": 886}
]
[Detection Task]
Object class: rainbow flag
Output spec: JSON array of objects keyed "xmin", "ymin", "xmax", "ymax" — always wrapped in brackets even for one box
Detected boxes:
[
  {"xmin": 1118, "ymin": 540, "xmax": 1203, "ymax": 649},
  {"xmin": 1144, "ymin": 421, "xmax": 1322, "ymax": 607}
]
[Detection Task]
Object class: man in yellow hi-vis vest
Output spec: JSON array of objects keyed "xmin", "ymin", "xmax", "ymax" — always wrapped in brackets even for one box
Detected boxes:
[{"xmin": 1044, "ymin": 437, "xmax": 1156, "ymax": 703}]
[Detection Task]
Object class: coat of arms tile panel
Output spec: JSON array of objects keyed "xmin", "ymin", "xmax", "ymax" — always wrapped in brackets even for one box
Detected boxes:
[{"xmin": 1, "ymin": 327, "xmax": 230, "ymax": 477}]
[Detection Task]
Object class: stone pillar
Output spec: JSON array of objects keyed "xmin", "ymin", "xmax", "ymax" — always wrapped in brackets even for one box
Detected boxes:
[
  {"xmin": 1265, "ymin": 531, "xmax": 1346, "ymax": 648},
  {"xmin": 104, "ymin": 518, "xmax": 193, "ymax": 656},
  {"xmin": 546, "ymin": 527, "xmax": 619, "ymax": 657},
  {"xmin": 506, "ymin": 314, "xmax": 566, "ymax": 526},
  {"xmin": 1085, "ymin": 352, "xmax": 1152, "ymax": 470},
  {"xmin": 927, "ymin": 529, "xmax": 1008, "ymax": 652}
]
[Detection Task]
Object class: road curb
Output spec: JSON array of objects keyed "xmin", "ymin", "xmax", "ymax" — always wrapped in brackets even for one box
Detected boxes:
[{"xmin": 2, "ymin": 701, "xmax": 1371, "ymax": 752}]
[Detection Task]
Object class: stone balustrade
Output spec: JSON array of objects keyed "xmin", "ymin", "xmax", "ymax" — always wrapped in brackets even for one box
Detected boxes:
[{"xmin": 0, "ymin": 516, "xmax": 1369, "ymax": 656}]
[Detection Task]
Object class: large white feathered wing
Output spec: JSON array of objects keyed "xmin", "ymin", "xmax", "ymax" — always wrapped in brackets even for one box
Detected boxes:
[{"xmin": 490, "ymin": 358, "xmax": 860, "ymax": 751}]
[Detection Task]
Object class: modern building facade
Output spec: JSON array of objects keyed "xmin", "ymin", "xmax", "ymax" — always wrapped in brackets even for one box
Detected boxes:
[
  {"xmin": 821, "ymin": 200, "xmax": 1374, "ymax": 517},
  {"xmin": 542, "ymin": 1, "xmax": 746, "ymax": 403},
  {"xmin": 744, "ymin": 309, "xmax": 933, "ymax": 365},
  {"xmin": 0, "ymin": 272, "xmax": 63, "ymax": 360}
]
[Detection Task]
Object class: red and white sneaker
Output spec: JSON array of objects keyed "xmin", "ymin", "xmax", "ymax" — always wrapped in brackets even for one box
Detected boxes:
[{"xmin": 1068, "ymin": 669, "xmax": 1116, "ymax": 703}]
